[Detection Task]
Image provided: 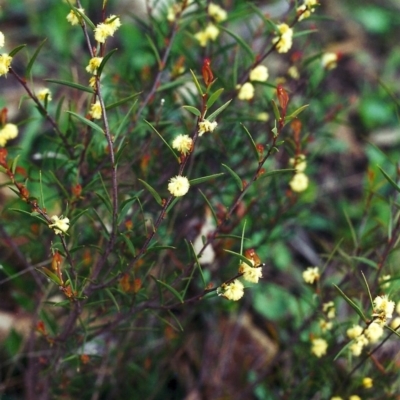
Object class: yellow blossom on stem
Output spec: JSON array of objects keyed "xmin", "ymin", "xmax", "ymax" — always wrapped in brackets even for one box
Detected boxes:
[
  {"xmin": 319, "ymin": 319, "xmax": 332, "ymax": 332},
  {"xmin": 49, "ymin": 215, "xmax": 70, "ymax": 235},
  {"xmin": 208, "ymin": 3, "xmax": 227, "ymax": 22},
  {"xmin": 237, "ymin": 82, "xmax": 255, "ymax": 100},
  {"xmin": 330, "ymin": 397, "xmax": 343, "ymax": 400},
  {"xmin": 302, "ymin": 266, "xmax": 319, "ymax": 284},
  {"xmin": 86, "ymin": 57, "xmax": 103, "ymax": 75},
  {"xmin": 37, "ymin": 88, "xmax": 52, "ymax": 102},
  {"xmin": 365, "ymin": 322, "xmax": 383, "ymax": 343},
  {"xmin": 311, "ymin": 338, "xmax": 327, "ymax": 357},
  {"xmin": 373, "ymin": 294, "xmax": 395, "ymax": 321},
  {"xmin": 0, "ymin": 54, "xmax": 12, "ymax": 77},
  {"xmin": 349, "ymin": 396, "xmax": 361, "ymax": 400},
  {"xmin": 66, "ymin": 8, "xmax": 85, "ymax": 26},
  {"xmin": 239, "ymin": 261, "xmax": 263, "ymax": 283},
  {"xmin": 322, "ymin": 301, "xmax": 335, "ymax": 319},
  {"xmin": 321, "ymin": 52, "xmax": 338, "ymax": 70},
  {"xmin": 172, "ymin": 134, "xmax": 193, "ymax": 155},
  {"xmin": 346, "ymin": 325, "xmax": 363, "ymax": 339},
  {"xmin": 194, "ymin": 23, "xmax": 219, "ymax": 47},
  {"xmin": 0, "ymin": 123, "xmax": 18, "ymax": 147},
  {"xmin": 218, "ymin": 280, "xmax": 244, "ymax": 301},
  {"xmin": 362, "ymin": 377, "xmax": 373, "ymax": 389},
  {"xmin": 249, "ymin": 65, "xmax": 269, "ymax": 82},
  {"xmin": 289, "ymin": 154, "xmax": 307, "ymax": 172},
  {"xmin": 349, "ymin": 334, "xmax": 368, "ymax": 357},
  {"xmin": 94, "ymin": 16, "xmax": 121, "ymax": 44},
  {"xmin": 272, "ymin": 24, "xmax": 293, "ymax": 53},
  {"xmin": 0, "ymin": 31, "xmax": 4, "ymax": 48},
  {"xmin": 390, "ymin": 316, "xmax": 400, "ymax": 330},
  {"xmin": 168, "ymin": 175, "xmax": 190, "ymax": 197},
  {"xmin": 198, "ymin": 119, "xmax": 217, "ymax": 136},
  {"xmin": 89, "ymin": 101, "xmax": 102, "ymax": 119},
  {"xmin": 289, "ymin": 172, "xmax": 309, "ymax": 192}
]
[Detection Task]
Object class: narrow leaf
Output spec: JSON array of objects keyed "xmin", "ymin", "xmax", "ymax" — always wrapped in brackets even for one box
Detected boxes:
[
  {"xmin": 197, "ymin": 189, "xmax": 218, "ymax": 225},
  {"xmin": 206, "ymin": 88, "xmax": 224, "ymax": 109},
  {"xmin": 352, "ymin": 256, "xmax": 378, "ymax": 269},
  {"xmin": 241, "ymin": 123, "xmax": 259, "ymax": 160},
  {"xmin": 138, "ymin": 179, "xmax": 162, "ymax": 206},
  {"xmin": 223, "ymin": 249, "xmax": 253, "ymax": 267},
  {"xmin": 333, "ymin": 284, "xmax": 368, "ymax": 322},
  {"xmin": 271, "ymin": 99, "xmax": 280, "ymax": 120},
  {"xmin": 25, "ymin": 39, "xmax": 47, "ymax": 77},
  {"xmin": 188, "ymin": 241, "xmax": 206, "ymax": 288},
  {"xmin": 105, "ymin": 288, "xmax": 120, "ymax": 312},
  {"xmin": 46, "ymin": 79, "xmax": 95, "ymax": 94},
  {"xmin": 182, "ymin": 105, "xmax": 201, "ymax": 117},
  {"xmin": 145, "ymin": 34, "xmax": 162, "ymax": 68},
  {"xmin": 190, "ymin": 173, "xmax": 225, "ymax": 186},
  {"xmin": 258, "ymin": 168, "xmax": 295, "ymax": 179},
  {"xmin": 219, "ymin": 26, "xmax": 255, "ymax": 60},
  {"xmin": 106, "ymin": 93, "xmax": 140, "ymax": 111},
  {"xmin": 70, "ymin": 5, "xmax": 96, "ymax": 29},
  {"xmin": 378, "ymin": 166, "xmax": 400, "ymax": 193},
  {"xmin": 9, "ymin": 44, "xmax": 26, "ymax": 57},
  {"xmin": 97, "ymin": 48, "xmax": 118, "ymax": 77},
  {"xmin": 286, "ymin": 104, "xmax": 309, "ymax": 121},
  {"xmin": 11, "ymin": 155, "xmax": 20, "ymax": 175},
  {"xmin": 66, "ymin": 111, "xmax": 104, "ymax": 135},
  {"xmin": 144, "ymin": 119, "xmax": 179, "ymax": 161},
  {"xmin": 155, "ymin": 279, "xmax": 183, "ymax": 303},
  {"xmin": 221, "ymin": 163, "xmax": 243, "ymax": 191},
  {"xmin": 189, "ymin": 69, "xmax": 203, "ymax": 96},
  {"xmin": 207, "ymin": 99, "xmax": 232, "ymax": 121}
]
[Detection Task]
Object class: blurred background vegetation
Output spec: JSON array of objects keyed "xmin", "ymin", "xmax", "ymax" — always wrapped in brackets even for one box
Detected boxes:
[{"xmin": 1, "ymin": 0, "xmax": 400, "ymax": 399}]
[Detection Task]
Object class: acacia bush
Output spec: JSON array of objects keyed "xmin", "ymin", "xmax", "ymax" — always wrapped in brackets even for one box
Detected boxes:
[{"xmin": 1, "ymin": 1, "xmax": 400, "ymax": 399}]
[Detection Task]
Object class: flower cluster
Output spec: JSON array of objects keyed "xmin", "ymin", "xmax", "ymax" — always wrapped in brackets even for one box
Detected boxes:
[
  {"xmin": 66, "ymin": 8, "xmax": 85, "ymax": 26},
  {"xmin": 89, "ymin": 100, "xmax": 102, "ymax": 119},
  {"xmin": 198, "ymin": 119, "xmax": 217, "ymax": 136},
  {"xmin": 372, "ymin": 294, "xmax": 395, "ymax": 325},
  {"xmin": 86, "ymin": 57, "xmax": 103, "ymax": 75},
  {"xmin": 272, "ymin": 23, "xmax": 293, "ymax": 53},
  {"xmin": 237, "ymin": 65, "xmax": 269, "ymax": 101},
  {"xmin": 289, "ymin": 154, "xmax": 309, "ymax": 192},
  {"xmin": 94, "ymin": 15, "xmax": 122, "ymax": 44},
  {"xmin": 208, "ymin": 3, "xmax": 227, "ymax": 23},
  {"xmin": 194, "ymin": 23, "xmax": 220, "ymax": 47},
  {"xmin": 167, "ymin": 0, "xmax": 194, "ymax": 22},
  {"xmin": 0, "ymin": 123, "xmax": 18, "ymax": 147},
  {"xmin": 37, "ymin": 88, "xmax": 52, "ymax": 102},
  {"xmin": 49, "ymin": 215, "xmax": 70, "ymax": 235},
  {"xmin": 321, "ymin": 52, "xmax": 339, "ymax": 70},
  {"xmin": 0, "ymin": 53, "xmax": 12, "ymax": 77},
  {"xmin": 297, "ymin": 0, "xmax": 319, "ymax": 21},
  {"xmin": 168, "ymin": 175, "xmax": 190, "ymax": 197},
  {"xmin": 172, "ymin": 134, "xmax": 193, "ymax": 156},
  {"xmin": 218, "ymin": 280, "xmax": 244, "ymax": 301},
  {"xmin": 311, "ymin": 337, "xmax": 328, "ymax": 357},
  {"xmin": 0, "ymin": 31, "xmax": 4, "ymax": 48},
  {"xmin": 302, "ymin": 266, "xmax": 319, "ymax": 284}
]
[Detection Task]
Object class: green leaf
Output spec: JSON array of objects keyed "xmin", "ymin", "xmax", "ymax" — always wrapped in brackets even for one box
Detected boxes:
[
  {"xmin": 286, "ymin": 104, "xmax": 309, "ymax": 121},
  {"xmin": 223, "ymin": 249, "xmax": 253, "ymax": 267},
  {"xmin": 105, "ymin": 288, "xmax": 120, "ymax": 312},
  {"xmin": 190, "ymin": 173, "xmax": 225, "ymax": 185},
  {"xmin": 91, "ymin": 208, "xmax": 110, "ymax": 239},
  {"xmin": 182, "ymin": 105, "xmax": 201, "ymax": 117},
  {"xmin": 378, "ymin": 166, "xmax": 400, "ymax": 193},
  {"xmin": 257, "ymin": 169, "xmax": 295, "ymax": 179},
  {"xmin": 145, "ymin": 34, "xmax": 162, "ymax": 68},
  {"xmin": 207, "ymin": 99, "xmax": 232, "ymax": 121},
  {"xmin": 10, "ymin": 155, "xmax": 20, "ymax": 175},
  {"xmin": 49, "ymin": 170, "xmax": 70, "ymax": 198},
  {"xmin": 189, "ymin": 69, "xmax": 204, "ymax": 96},
  {"xmin": 206, "ymin": 88, "xmax": 224, "ymax": 109},
  {"xmin": 271, "ymin": 99, "xmax": 280, "ymax": 120},
  {"xmin": 36, "ymin": 267, "xmax": 62, "ymax": 285},
  {"xmin": 94, "ymin": 191, "xmax": 112, "ymax": 214},
  {"xmin": 106, "ymin": 93, "xmax": 140, "ymax": 111},
  {"xmin": 70, "ymin": 4, "xmax": 96, "ymax": 29},
  {"xmin": 155, "ymin": 279, "xmax": 183, "ymax": 303},
  {"xmin": 9, "ymin": 44, "xmax": 26, "ymax": 57},
  {"xmin": 66, "ymin": 111, "xmax": 104, "ymax": 135},
  {"xmin": 197, "ymin": 189, "xmax": 218, "ymax": 225},
  {"xmin": 146, "ymin": 245, "xmax": 176, "ymax": 252},
  {"xmin": 351, "ymin": 256, "xmax": 378, "ymax": 269},
  {"xmin": 25, "ymin": 38, "xmax": 47, "ymax": 78},
  {"xmin": 241, "ymin": 123, "xmax": 259, "ymax": 161},
  {"xmin": 97, "ymin": 48, "xmax": 118, "ymax": 77},
  {"xmin": 46, "ymin": 79, "xmax": 95, "ymax": 94},
  {"xmin": 188, "ymin": 241, "xmax": 206, "ymax": 288},
  {"xmin": 138, "ymin": 179, "xmax": 162, "ymax": 206},
  {"xmin": 333, "ymin": 284, "xmax": 368, "ymax": 322},
  {"xmin": 293, "ymin": 29, "xmax": 317, "ymax": 38},
  {"xmin": 120, "ymin": 233, "xmax": 136, "ymax": 257},
  {"xmin": 219, "ymin": 25, "xmax": 255, "ymax": 61},
  {"xmin": 118, "ymin": 194, "xmax": 142, "ymax": 225},
  {"xmin": 221, "ymin": 163, "xmax": 243, "ymax": 191},
  {"xmin": 144, "ymin": 120, "xmax": 179, "ymax": 162}
]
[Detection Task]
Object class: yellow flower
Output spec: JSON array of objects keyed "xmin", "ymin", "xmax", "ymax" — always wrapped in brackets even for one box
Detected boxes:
[
  {"xmin": 86, "ymin": 57, "xmax": 103, "ymax": 75},
  {"xmin": 257, "ymin": 112, "xmax": 269, "ymax": 121},
  {"xmin": 302, "ymin": 266, "xmax": 319, "ymax": 284},
  {"xmin": 330, "ymin": 397, "xmax": 343, "ymax": 400},
  {"xmin": 194, "ymin": 23, "xmax": 220, "ymax": 47},
  {"xmin": 94, "ymin": 16, "xmax": 121, "ymax": 44},
  {"xmin": 66, "ymin": 8, "xmax": 85, "ymax": 26},
  {"xmin": 289, "ymin": 172, "xmax": 309, "ymax": 192},
  {"xmin": 272, "ymin": 23, "xmax": 293, "ymax": 53},
  {"xmin": 168, "ymin": 175, "xmax": 190, "ymax": 197},
  {"xmin": 319, "ymin": 319, "xmax": 332, "ymax": 332},
  {"xmin": 219, "ymin": 280, "xmax": 244, "ymax": 301},
  {"xmin": 288, "ymin": 65, "xmax": 300, "ymax": 79},
  {"xmin": 239, "ymin": 261, "xmax": 263, "ymax": 283},
  {"xmin": 89, "ymin": 101, "xmax": 102, "ymax": 119},
  {"xmin": 289, "ymin": 154, "xmax": 307, "ymax": 172},
  {"xmin": 321, "ymin": 52, "xmax": 338, "ymax": 70},
  {"xmin": 249, "ymin": 65, "xmax": 269, "ymax": 82},
  {"xmin": 208, "ymin": 3, "xmax": 227, "ymax": 22},
  {"xmin": 105, "ymin": 15, "xmax": 122, "ymax": 32},
  {"xmin": 349, "ymin": 334, "xmax": 368, "ymax": 357},
  {"xmin": 49, "ymin": 215, "xmax": 70, "ymax": 235},
  {"xmin": 0, "ymin": 31, "xmax": 4, "ymax": 48},
  {"xmin": 237, "ymin": 82, "xmax": 255, "ymax": 100},
  {"xmin": 198, "ymin": 119, "xmax": 217, "ymax": 136},
  {"xmin": 0, "ymin": 123, "xmax": 18, "ymax": 147},
  {"xmin": 346, "ymin": 325, "xmax": 363, "ymax": 339},
  {"xmin": 0, "ymin": 53, "xmax": 12, "ymax": 77},
  {"xmin": 89, "ymin": 76, "xmax": 97, "ymax": 89},
  {"xmin": 349, "ymin": 396, "xmax": 361, "ymax": 400},
  {"xmin": 37, "ymin": 88, "xmax": 52, "ymax": 102},
  {"xmin": 311, "ymin": 338, "xmax": 327, "ymax": 357},
  {"xmin": 365, "ymin": 322, "xmax": 383, "ymax": 343},
  {"xmin": 390, "ymin": 316, "xmax": 400, "ymax": 330},
  {"xmin": 172, "ymin": 134, "xmax": 193, "ymax": 155},
  {"xmin": 373, "ymin": 294, "xmax": 395, "ymax": 320},
  {"xmin": 362, "ymin": 377, "xmax": 373, "ymax": 389},
  {"xmin": 322, "ymin": 301, "xmax": 335, "ymax": 319},
  {"xmin": 305, "ymin": 0, "xmax": 319, "ymax": 7}
]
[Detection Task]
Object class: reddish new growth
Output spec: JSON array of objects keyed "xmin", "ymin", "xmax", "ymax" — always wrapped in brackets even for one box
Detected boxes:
[
  {"xmin": 276, "ymin": 85, "xmax": 289, "ymax": 129},
  {"xmin": 202, "ymin": 58, "xmax": 214, "ymax": 87}
]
